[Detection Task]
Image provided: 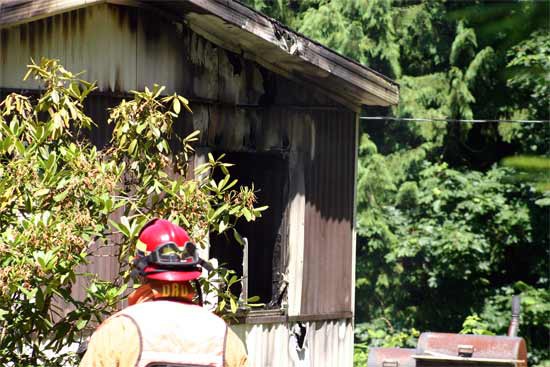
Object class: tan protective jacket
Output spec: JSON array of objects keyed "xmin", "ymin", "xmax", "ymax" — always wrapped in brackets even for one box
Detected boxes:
[{"xmin": 79, "ymin": 284, "xmax": 247, "ymax": 367}]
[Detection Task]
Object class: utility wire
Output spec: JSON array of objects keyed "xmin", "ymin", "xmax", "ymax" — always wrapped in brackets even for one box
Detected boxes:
[{"xmin": 359, "ymin": 116, "xmax": 550, "ymax": 124}]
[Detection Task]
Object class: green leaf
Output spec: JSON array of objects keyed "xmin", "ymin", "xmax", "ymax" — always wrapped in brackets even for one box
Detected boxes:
[
  {"xmin": 185, "ymin": 130, "xmax": 200, "ymax": 141},
  {"xmin": 137, "ymin": 122, "xmax": 147, "ymax": 134},
  {"xmin": 173, "ymin": 98, "xmax": 181, "ymax": 114},
  {"xmin": 230, "ymin": 297, "xmax": 238, "ymax": 314},
  {"xmin": 228, "ymin": 275, "xmax": 239, "ymax": 287},
  {"xmin": 120, "ymin": 133, "xmax": 127, "ymax": 147},
  {"xmin": 178, "ymin": 95, "xmax": 193, "ymax": 113},
  {"xmin": 212, "ymin": 203, "xmax": 229, "ymax": 221},
  {"xmin": 14, "ymin": 138, "xmax": 25, "ymax": 155},
  {"xmin": 53, "ymin": 190, "xmax": 69, "ymax": 202},
  {"xmin": 233, "ymin": 229, "xmax": 245, "ymax": 246},
  {"xmin": 242, "ymin": 208, "xmax": 253, "ymax": 221},
  {"xmin": 53, "ymin": 113, "xmax": 63, "ymax": 129},
  {"xmin": 70, "ymin": 82, "xmax": 81, "ymax": 97},
  {"xmin": 35, "ymin": 188, "xmax": 50, "ymax": 197},
  {"xmin": 152, "ymin": 127, "xmax": 161, "ymax": 138},
  {"xmin": 110, "ymin": 219, "xmax": 130, "ymax": 237},
  {"xmin": 51, "ymin": 90, "xmax": 60, "ymax": 104},
  {"xmin": 81, "ymin": 84, "xmax": 95, "ymax": 100},
  {"xmin": 76, "ymin": 319, "xmax": 87, "ymax": 330},
  {"xmin": 120, "ymin": 216, "xmax": 131, "ymax": 235},
  {"xmin": 194, "ymin": 163, "xmax": 211, "ymax": 176},
  {"xmin": 224, "ymin": 179, "xmax": 238, "ymax": 191},
  {"xmin": 35, "ymin": 251, "xmax": 46, "ymax": 269},
  {"xmin": 23, "ymin": 67, "xmax": 33, "ymax": 81},
  {"xmin": 128, "ymin": 139, "xmax": 137, "ymax": 154}
]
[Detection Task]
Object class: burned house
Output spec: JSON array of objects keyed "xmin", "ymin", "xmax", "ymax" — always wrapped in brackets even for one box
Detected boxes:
[{"xmin": 0, "ymin": 0, "xmax": 399, "ymax": 365}]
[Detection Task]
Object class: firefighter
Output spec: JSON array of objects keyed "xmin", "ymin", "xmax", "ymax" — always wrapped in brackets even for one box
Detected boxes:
[{"xmin": 79, "ymin": 218, "xmax": 248, "ymax": 367}]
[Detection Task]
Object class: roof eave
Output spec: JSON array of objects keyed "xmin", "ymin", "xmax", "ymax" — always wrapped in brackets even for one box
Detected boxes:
[
  {"xmin": 0, "ymin": 0, "xmax": 400, "ymax": 108},
  {"xmin": 178, "ymin": 0, "xmax": 399, "ymax": 108}
]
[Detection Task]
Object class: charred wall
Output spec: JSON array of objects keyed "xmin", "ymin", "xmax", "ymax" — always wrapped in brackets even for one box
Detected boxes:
[{"xmin": 0, "ymin": 3, "xmax": 356, "ymax": 317}]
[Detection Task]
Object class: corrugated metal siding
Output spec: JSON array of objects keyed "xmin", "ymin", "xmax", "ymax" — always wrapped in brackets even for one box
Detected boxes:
[
  {"xmin": 0, "ymin": 4, "xmax": 266, "ymax": 104},
  {"xmin": 301, "ymin": 110, "xmax": 355, "ymax": 316},
  {"xmin": 232, "ymin": 318, "xmax": 353, "ymax": 367},
  {"xmin": 72, "ymin": 240, "xmax": 120, "ymax": 303},
  {"xmin": 0, "ymin": 5, "xmax": 138, "ymax": 92}
]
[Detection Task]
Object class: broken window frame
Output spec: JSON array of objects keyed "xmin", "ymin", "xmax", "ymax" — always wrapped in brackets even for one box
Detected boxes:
[{"xmin": 204, "ymin": 150, "xmax": 290, "ymax": 318}]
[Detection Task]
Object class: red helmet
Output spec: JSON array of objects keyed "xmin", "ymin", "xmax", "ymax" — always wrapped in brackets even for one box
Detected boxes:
[{"xmin": 134, "ymin": 219, "xmax": 202, "ymax": 282}]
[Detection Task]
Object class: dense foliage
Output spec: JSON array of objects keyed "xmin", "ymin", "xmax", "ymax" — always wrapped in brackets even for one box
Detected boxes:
[
  {"xmin": 243, "ymin": 1, "xmax": 549, "ymax": 366},
  {"xmin": 355, "ymin": 137, "xmax": 548, "ymax": 365},
  {"xmin": 0, "ymin": 59, "xmax": 264, "ymax": 365}
]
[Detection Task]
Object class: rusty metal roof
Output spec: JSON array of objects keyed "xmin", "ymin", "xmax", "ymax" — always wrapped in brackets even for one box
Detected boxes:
[{"xmin": 0, "ymin": 0, "xmax": 399, "ymax": 109}]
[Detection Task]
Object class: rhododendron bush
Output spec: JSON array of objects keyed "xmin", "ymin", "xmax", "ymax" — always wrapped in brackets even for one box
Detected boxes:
[{"xmin": 0, "ymin": 59, "xmax": 263, "ymax": 365}]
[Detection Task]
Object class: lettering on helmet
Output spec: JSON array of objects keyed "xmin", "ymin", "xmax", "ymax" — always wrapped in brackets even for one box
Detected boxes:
[
  {"xmin": 162, "ymin": 284, "xmax": 170, "ymax": 296},
  {"xmin": 161, "ymin": 283, "xmax": 191, "ymax": 298}
]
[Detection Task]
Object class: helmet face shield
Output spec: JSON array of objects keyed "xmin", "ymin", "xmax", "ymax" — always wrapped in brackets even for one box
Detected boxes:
[{"xmin": 147, "ymin": 242, "xmax": 200, "ymax": 269}]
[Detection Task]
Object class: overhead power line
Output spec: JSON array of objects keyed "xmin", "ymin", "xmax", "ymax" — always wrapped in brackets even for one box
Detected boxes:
[{"xmin": 359, "ymin": 116, "xmax": 550, "ymax": 124}]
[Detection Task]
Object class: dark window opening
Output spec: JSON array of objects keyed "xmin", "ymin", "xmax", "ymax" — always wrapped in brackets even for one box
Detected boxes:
[{"xmin": 209, "ymin": 152, "xmax": 288, "ymax": 307}]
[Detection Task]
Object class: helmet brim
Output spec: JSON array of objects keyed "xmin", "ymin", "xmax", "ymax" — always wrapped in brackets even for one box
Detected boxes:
[{"xmin": 144, "ymin": 267, "xmax": 202, "ymax": 282}]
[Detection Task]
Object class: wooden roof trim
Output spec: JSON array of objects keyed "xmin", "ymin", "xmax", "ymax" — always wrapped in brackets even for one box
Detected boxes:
[
  {"xmin": 0, "ymin": 0, "xmax": 145, "ymax": 27},
  {"xmin": 0, "ymin": 0, "xmax": 100, "ymax": 27},
  {"xmin": 182, "ymin": 0, "xmax": 399, "ymax": 106}
]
